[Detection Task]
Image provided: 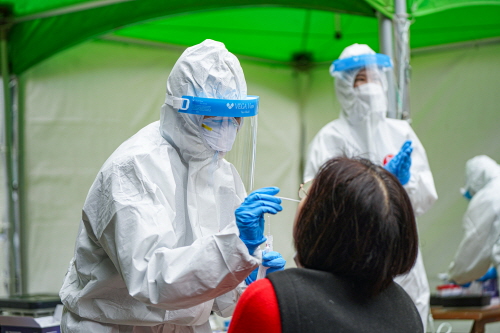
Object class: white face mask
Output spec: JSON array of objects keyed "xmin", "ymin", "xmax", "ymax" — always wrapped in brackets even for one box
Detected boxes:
[
  {"xmin": 201, "ymin": 117, "xmax": 239, "ymax": 152},
  {"xmin": 349, "ymin": 83, "xmax": 387, "ymax": 122}
]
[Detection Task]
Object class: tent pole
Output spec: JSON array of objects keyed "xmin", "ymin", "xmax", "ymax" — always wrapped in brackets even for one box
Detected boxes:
[
  {"xmin": 1, "ymin": 23, "xmax": 23, "ymax": 296},
  {"xmin": 377, "ymin": 11, "xmax": 397, "ymax": 119},
  {"xmin": 394, "ymin": 0, "xmax": 411, "ymax": 120}
]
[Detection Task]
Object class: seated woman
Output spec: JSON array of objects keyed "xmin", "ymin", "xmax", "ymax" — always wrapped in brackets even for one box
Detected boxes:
[{"xmin": 228, "ymin": 157, "xmax": 423, "ymax": 333}]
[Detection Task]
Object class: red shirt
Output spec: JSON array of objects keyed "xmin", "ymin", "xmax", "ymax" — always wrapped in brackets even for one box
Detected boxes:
[{"xmin": 227, "ymin": 278, "xmax": 281, "ymax": 333}]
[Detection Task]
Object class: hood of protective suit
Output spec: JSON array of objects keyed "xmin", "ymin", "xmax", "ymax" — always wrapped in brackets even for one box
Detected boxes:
[
  {"xmin": 159, "ymin": 39, "xmax": 248, "ymax": 237},
  {"xmin": 464, "ymin": 155, "xmax": 500, "ymax": 196},
  {"xmin": 333, "ymin": 43, "xmax": 388, "ymax": 125},
  {"xmin": 160, "ymin": 39, "xmax": 247, "ymax": 161}
]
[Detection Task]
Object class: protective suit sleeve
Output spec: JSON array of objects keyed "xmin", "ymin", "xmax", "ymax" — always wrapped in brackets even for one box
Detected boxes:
[
  {"xmin": 448, "ymin": 197, "xmax": 500, "ymax": 284},
  {"xmin": 394, "ymin": 249, "xmax": 430, "ymax": 332},
  {"xmin": 476, "ymin": 266, "xmax": 497, "ymax": 282},
  {"xmin": 211, "ymin": 281, "xmax": 246, "ymax": 318},
  {"xmin": 211, "ymin": 247, "xmax": 262, "ymax": 317},
  {"xmin": 96, "ymin": 163, "xmax": 260, "ymax": 313},
  {"xmin": 402, "ymin": 127, "xmax": 438, "ymax": 217}
]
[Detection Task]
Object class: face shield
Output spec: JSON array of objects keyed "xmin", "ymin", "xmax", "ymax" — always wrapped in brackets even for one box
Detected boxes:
[
  {"xmin": 166, "ymin": 94, "xmax": 259, "ymax": 190},
  {"xmin": 330, "ymin": 53, "xmax": 393, "ymax": 122}
]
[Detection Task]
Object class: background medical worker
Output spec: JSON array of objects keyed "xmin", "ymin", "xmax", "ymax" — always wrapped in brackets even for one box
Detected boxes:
[
  {"xmin": 59, "ymin": 39, "xmax": 285, "ymax": 333},
  {"xmin": 447, "ymin": 155, "xmax": 500, "ymax": 287},
  {"xmin": 303, "ymin": 43, "xmax": 438, "ymax": 330}
]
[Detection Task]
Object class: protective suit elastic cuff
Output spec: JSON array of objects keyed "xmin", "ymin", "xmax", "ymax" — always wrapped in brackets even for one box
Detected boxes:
[{"xmin": 242, "ymin": 237, "xmax": 266, "ymax": 255}]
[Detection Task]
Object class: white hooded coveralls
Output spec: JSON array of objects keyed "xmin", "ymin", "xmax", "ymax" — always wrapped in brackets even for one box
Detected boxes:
[
  {"xmin": 448, "ymin": 155, "xmax": 500, "ymax": 286},
  {"xmin": 59, "ymin": 40, "xmax": 260, "ymax": 333},
  {"xmin": 304, "ymin": 44, "xmax": 438, "ymax": 330}
]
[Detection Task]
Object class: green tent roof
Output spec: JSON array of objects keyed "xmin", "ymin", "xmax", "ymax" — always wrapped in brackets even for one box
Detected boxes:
[{"xmin": 4, "ymin": 0, "xmax": 500, "ymax": 74}]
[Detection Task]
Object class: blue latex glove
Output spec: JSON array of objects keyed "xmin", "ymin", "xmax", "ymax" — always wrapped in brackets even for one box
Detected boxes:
[
  {"xmin": 245, "ymin": 251, "xmax": 286, "ymax": 285},
  {"xmin": 385, "ymin": 140, "xmax": 413, "ymax": 185},
  {"xmin": 461, "ymin": 189, "xmax": 473, "ymax": 200},
  {"xmin": 477, "ymin": 267, "xmax": 497, "ymax": 282},
  {"xmin": 235, "ymin": 187, "xmax": 282, "ymax": 255},
  {"xmin": 452, "ymin": 268, "xmax": 497, "ymax": 288}
]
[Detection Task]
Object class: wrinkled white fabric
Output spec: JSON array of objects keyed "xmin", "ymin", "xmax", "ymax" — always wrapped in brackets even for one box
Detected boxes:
[
  {"xmin": 448, "ymin": 156, "xmax": 500, "ymax": 287},
  {"xmin": 304, "ymin": 43, "xmax": 437, "ymax": 331},
  {"xmin": 338, "ymin": 43, "xmax": 375, "ymax": 59},
  {"xmin": 59, "ymin": 39, "xmax": 260, "ymax": 333}
]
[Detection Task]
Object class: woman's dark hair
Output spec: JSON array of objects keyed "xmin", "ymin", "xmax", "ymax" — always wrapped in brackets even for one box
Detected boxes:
[{"xmin": 294, "ymin": 157, "xmax": 418, "ymax": 296}]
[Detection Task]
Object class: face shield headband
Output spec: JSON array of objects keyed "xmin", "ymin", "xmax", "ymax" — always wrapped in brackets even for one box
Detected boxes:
[
  {"xmin": 166, "ymin": 95, "xmax": 259, "ymax": 117},
  {"xmin": 329, "ymin": 53, "xmax": 393, "ymax": 76}
]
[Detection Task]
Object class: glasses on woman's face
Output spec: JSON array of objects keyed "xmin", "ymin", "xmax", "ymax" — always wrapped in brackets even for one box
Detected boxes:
[{"xmin": 298, "ymin": 180, "xmax": 313, "ymax": 200}]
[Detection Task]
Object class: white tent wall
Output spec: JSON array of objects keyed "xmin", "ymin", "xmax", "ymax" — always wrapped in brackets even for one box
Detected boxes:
[{"xmin": 19, "ymin": 38, "xmax": 500, "ymax": 321}]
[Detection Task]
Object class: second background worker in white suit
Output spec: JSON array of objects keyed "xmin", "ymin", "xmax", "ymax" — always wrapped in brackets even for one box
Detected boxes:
[
  {"xmin": 447, "ymin": 155, "xmax": 500, "ymax": 288},
  {"xmin": 304, "ymin": 43, "xmax": 438, "ymax": 330}
]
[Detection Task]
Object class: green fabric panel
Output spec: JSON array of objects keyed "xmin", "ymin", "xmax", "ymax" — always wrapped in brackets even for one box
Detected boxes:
[
  {"xmin": 410, "ymin": 5, "xmax": 500, "ymax": 49},
  {"xmin": 8, "ymin": 0, "xmax": 376, "ymax": 74},
  {"xmin": 12, "ymin": 0, "xmax": 90, "ymax": 16},
  {"xmin": 113, "ymin": 8, "xmax": 380, "ymax": 63},
  {"xmin": 364, "ymin": 0, "xmax": 394, "ymax": 16},
  {"xmin": 409, "ymin": 0, "xmax": 500, "ymax": 16},
  {"xmin": 7, "ymin": 0, "xmax": 500, "ymax": 74}
]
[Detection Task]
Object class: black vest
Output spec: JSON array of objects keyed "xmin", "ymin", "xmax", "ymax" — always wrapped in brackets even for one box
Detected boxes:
[{"xmin": 267, "ymin": 268, "xmax": 423, "ymax": 333}]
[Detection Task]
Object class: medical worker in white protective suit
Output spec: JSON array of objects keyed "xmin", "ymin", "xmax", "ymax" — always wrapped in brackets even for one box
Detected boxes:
[
  {"xmin": 59, "ymin": 39, "xmax": 286, "ymax": 333},
  {"xmin": 447, "ymin": 155, "xmax": 500, "ymax": 288},
  {"xmin": 304, "ymin": 43, "xmax": 438, "ymax": 330}
]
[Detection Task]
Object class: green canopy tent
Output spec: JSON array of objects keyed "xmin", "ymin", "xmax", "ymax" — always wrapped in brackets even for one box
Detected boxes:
[
  {"xmin": 1, "ymin": 0, "xmax": 500, "ymax": 296},
  {"xmin": 6, "ymin": 0, "xmax": 500, "ymax": 73}
]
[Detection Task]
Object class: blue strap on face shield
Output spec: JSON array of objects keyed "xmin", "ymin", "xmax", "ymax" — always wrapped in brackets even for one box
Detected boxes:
[
  {"xmin": 330, "ymin": 54, "xmax": 393, "ymax": 74},
  {"xmin": 177, "ymin": 95, "xmax": 259, "ymax": 117}
]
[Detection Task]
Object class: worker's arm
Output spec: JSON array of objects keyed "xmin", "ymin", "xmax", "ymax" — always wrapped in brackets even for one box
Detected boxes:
[
  {"xmin": 96, "ymin": 162, "xmax": 260, "ymax": 315},
  {"xmin": 448, "ymin": 197, "xmax": 498, "ymax": 284},
  {"xmin": 402, "ymin": 127, "xmax": 438, "ymax": 217}
]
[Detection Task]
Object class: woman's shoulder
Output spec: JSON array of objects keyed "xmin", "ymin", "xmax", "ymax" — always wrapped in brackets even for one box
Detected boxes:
[
  {"xmin": 238, "ymin": 278, "xmax": 277, "ymax": 308},
  {"xmin": 228, "ymin": 278, "xmax": 281, "ymax": 333}
]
